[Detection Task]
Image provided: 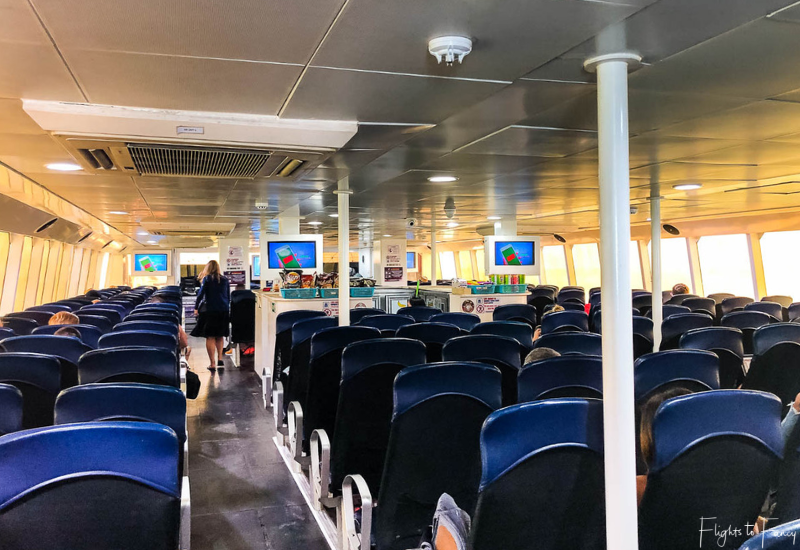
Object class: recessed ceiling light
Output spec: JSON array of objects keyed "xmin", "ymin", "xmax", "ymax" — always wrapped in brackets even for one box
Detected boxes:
[
  {"xmin": 109, "ymin": 211, "xmax": 128, "ymax": 215},
  {"xmin": 427, "ymin": 175, "xmax": 458, "ymax": 183},
  {"xmin": 308, "ymin": 221, "xmax": 323, "ymax": 226},
  {"xmin": 646, "ymin": 218, "xmax": 652, "ymax": 222},
  {"xmin": 45, "ymin": 162, "xmax": 82, "ymax": 172},
  {"xmin": 383, "ymin": 234, "xmax": 392, "ymax": 237},
  {"xmin": 446, "ymin": 222, "xmax": 459, "ymax": 228},
  {"xmin": 487, "ymin": 216, "xmax": 501, "ymax": 220},
  {"xmin": 673, "ymin": 183, "xmax": 702, "ymax": 191},
  {"xmin": 147, "ymin": 240, "xmax": 157, "ymax": 245},
  {"xmin": 329, "ymin": 213, "xmax": 339, "ymax": 218},
  {"xmin": 137, "ymin": 231, "xmax": 148, "ymax": 236}
]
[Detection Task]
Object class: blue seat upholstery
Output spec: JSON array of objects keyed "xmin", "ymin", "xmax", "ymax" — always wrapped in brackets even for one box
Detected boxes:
[
  {"xmin": 529, "ymin": 287, "xmax": 556, "ymax": 299},
  {"xmin": 631, "ymin": 293, "xmax": 652, "ymax": 312},
  {"xmin": 719, "ymin": 296, "xmax": 755, "ymax": 318},
  {"xmin": 518, "ymin": 355, "xmax": 603, "ymax": 402},
  {"xmin": 329, "ymin": 338, "xmax": 427, "ymax": 494},
  {"xmin": 282, "ymin": 316, "xmax": 337, "ymax": 410},
  {"xmin": 721, "ymin": 310, "xmax": 774, "ymax": 354},
  {"xmin": 745, "ymin": 301, "xmax": 783, "ymax": 320},
  {"xmin": 528, "ymin": 295, "xmax": 555, "ymax": 320},
  {"xmin": 5, "ymin": 311, "xmax": 53, "ymax": 326},
  {"xmin": 0, "ymin": 317, "xmax": 38, "ymax": 336},
  {"xmin": 32, "ymin": 324, "xmax": 103, "ymax": 348},
  {"xmin": 753, "ymin": 323, "xmax": 800, "ymax": 356},
  {"xmin": 0, "ymin": 327, "xmax": 15, "ymax": 341},
  {"xmin": 349, "ymin": 308, "xmax": 385, "ymax": 324},
  {"xmin": 75, "ymin": 313, "xmax": 113, "ymax": 333},
  {"xmin": 302, "ymin": 326, "xmax": 381, "ymax": 451},
  {"xmin": 374, "ymin": 362, "xmax": 502, "ymax": 550},
  {"xmin": 660, "ymin": 313, "xmax": 713, "ymax": 350},
  {"xmin": 1, "ymin": 335, "xmax": 93, "ymax": 388},
  {"xmin": 26, "ymin": 304, "xmax": 71, "ymax": 314},
  {"xmin": 540, "ymin": 310, "xmax": 589, "ymax": 334},
  {"xmin": 639, "ymin": 390, "xmax": 783, "ymax": 550},
  {"xmin": 471, "ymin": 321, "xmax": 534, "ymax": 350},
  {"xmin": 396, "ymin": 306, "xmax": 442, "ymax": 322},
  {"xmin": 634, "ymin": 349, "xmax": 720, "ymax": 403},
  {"xmin": 492, "ymin": 303, "xmax": 537, "ymax": 326},
  {"xmin": 470, "ymin": 399, "xmax": 605, "ymax": 550},
  {"xmin": 354, "ymin": 314, "xmax": 415, "ymax": 336},
  {"xmin": 763, "ymin": 295, "xmax": 794, "ymax": 308},
  {"xmin": 557, "ymin": 289, "xmax": 585, "ymax": 304},
  {"xmin": 396, "ymin": 322, "xmax": 462, "ymax": 362},
  {"xmin": 54, "ymin": 382, "xmax": 186, "ymax": 442},
  {"xmin": 78, "ymin": 347, "xmax": 178, "ymax": 387},
  {"xmin": 533, "ymin": 332, "xmax": 602, "ymax": 356},
  {"xmin": 681, "ymin": 297, "xmax": 716, "ymax": 317},
  {"xmin": 125, "ymin": 311, "xmax": 180, "ymax": 324},
  {"xmin": 0, "ymin": 352, "xmax": 61, "ymax": 427},
  {"xmin": 273, "ymin": 310, "xmax": 327, "ymax": 380},
  {"xmin": 739, "ymin": 519, "xmax": 800, "ymax": 549},
  {"xmin": 442, "ymin": 334, "xmax": 521, "ymax": 406},
  {"xmin": 708, "ymin": 292, "xmax": 735, "ymax": 304},
  {"xmin": 82, "ymin": 303, "xmax": 129, "ymax": 317},
  {"xmin": 680, "ymin": 327, "xmax": 745, "ymax": 388},
  {"xmin": 0, "ymin": 383, "xmax": 23, "ymax": 435},
  {"xmin": 230, "ymin": 290, "xmax": 256, "ymax": 344},
  {"xmin": 114, "ymin": 320, "xmax": 178, "ymax": 337},
  {"xmin": 98, "ymin": 330, "xmax": 178, "ymax": 352},
  {"xmin": 429, "ymin": 312, "xmax": 481, "ymax": 332},
  {"xmin": 136, "ymin": 303, "xmax": 180, "ymax": 313},
  {"xmin": 742, "ymin": 341, "xmax": 800, "ymax": 406},
  {"xmin": 0, "ymin": 422, "xmax": 180, "ymax": 550}
]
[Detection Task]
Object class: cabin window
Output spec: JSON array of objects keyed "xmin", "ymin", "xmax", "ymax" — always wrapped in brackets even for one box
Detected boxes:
[
  {"xmin": 474, "ymin": 249, "xmax": 486, "ymax": 280},
  {"xmin": 572, "ymin": 243, "xmax": 601, "ymax": 295},
  {"xmin": 542, "ymin": 246, "xmax": 569, "ymax": 288},
  {"xmin": 0, "ymin": 232, "xmax": 9, "ymax": 300},
  {"xmin": 458, "ymin": 250, "xmax": 474, "ymax": 280},
  {"xmin": 760, "ymin": 230, "xmax": 800, "ymax": 301},
  {"xmin": 439, "ymin": 251, "xmax": 457, "ymax": 280},
  {"xmin": 41, "ymin": 243, "xmax": 61, "ymax": 303},
  {"xmin": 56, "ymin": 244, "xmax": 74, "ymax": 300},
  {"xmin": 698, "ymin": 234, "xmax": 755, "ymax": 298},
  {"xmin": 99, "ymin": 253, "xmax": 110, "ymax": 289},
  {"xmin": 630, "ymin": 241, "xmax": 644, "ymax": 290},
  {"xmin": 649, "ymin": 238, "xmax": 692, "ymax": 292},
  {"xmin": 33, "ymin": 240, "xmax": 51, "ymax": 307},
  {"xmin": 68, "ymin": 247, "xmax": 84, "ymax": 297},
  {"xmin": 14, "ymin": 236, "xmax": 33, "ymax": 312}
]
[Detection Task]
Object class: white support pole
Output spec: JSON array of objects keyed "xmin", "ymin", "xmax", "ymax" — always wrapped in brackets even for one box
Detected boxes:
[
  {"xmin": 335, "ymin": 179, "xmax": 352, "ymax": 326},
  {"xmin": 650, "ymin": 194, "xmax": 663, "ymax": 350},
  {"xmin": 585, "ymin": 51, "xmax": 641, "ymax": 550},
  {"xmin": 430, "ymin": 219, "xmax": 437, "ymax": 285}
]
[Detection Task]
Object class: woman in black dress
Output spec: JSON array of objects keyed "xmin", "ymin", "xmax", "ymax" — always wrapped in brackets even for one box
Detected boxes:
[{"xmin": 191, "ymin": 260, "xmax": 230, "ymax": 371}]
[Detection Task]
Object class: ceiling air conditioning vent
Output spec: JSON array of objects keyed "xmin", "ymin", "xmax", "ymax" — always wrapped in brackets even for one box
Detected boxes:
[
  {"xmin": 142, "ymin": 222, "xmax": 235, "ymax": 237},
  {"xmin": 128, "ymin": 144, "xmax": 271, "ymax": 178}
]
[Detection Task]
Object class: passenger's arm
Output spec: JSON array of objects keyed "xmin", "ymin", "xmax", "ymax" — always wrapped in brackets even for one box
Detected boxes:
[
  {"xmin": 194, "ymin": 279, "xmax": 206, "ymax": 313},
  {"xmin": 178, "ymin": 326, "xmax": 189, "ymax": 350}
]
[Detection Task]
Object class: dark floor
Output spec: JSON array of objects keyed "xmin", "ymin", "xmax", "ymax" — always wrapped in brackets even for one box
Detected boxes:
[{"xmin": 187, "ymin": 337, "xmax": 329, "ymax": 550}]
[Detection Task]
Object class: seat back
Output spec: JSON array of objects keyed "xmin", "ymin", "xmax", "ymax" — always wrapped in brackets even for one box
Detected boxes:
[
  {"xmin": 634, "ymin": 350, "xmax": 720, "ymax": 404},
  {"xmin": 77, "ymin": 307, "xmax": 122, "ymax": 326},
  {"xmin": 632, "ymin": 293, "xmax": 652, "ymax": 313},
  {"xmin": 529, "ymin": 287, "xmax": 556, "ymax": 299},
  {"xmin": 470, "ymin": 399, "xmax": 605, "ymax": 550},
  {"xmin": 742, "ymin": 342, "xmax": 800, "ymax": 406},
  {"xmin": 660, "ymin": 313, "xmax": 713, "ymax": 350},
  {"xmin": 753, "ymin": 323, "xmax": 800, "ymax": 356},
  {"xmin": 429, "ymin": 312, "xmax": 481, "ymax": 332},
  {"xmin": 0, "ymin": 382, "xmax": 23, "ymax": 435},
  {"xmin": 533, "ymin": 332, "xmax": 602, "ymax": 356},
  {"xmin": 75, "ymin": 314, "xmax": 113, "ymax": 333},
  {"xmin": 541, "ymin": 310, "xmax": 589, "ymax": 334},
  {"xmin": 528, "ymin": 295, "xmax": 555, "ymax": 320},
  {"xmin": 681, "ymin": 297, "xmax": 716, "ymax": 316},
  {"xmin": 395, "ymin": 322, "xmax": 462, "ymax": 362},
  {"xmin": 0, "ymin": 327, "xmax": 15, "ymax": 341},
  {"xmin": 708, "ymin": 293, "xmax": 735, "ymax": 304},
  {"xmin": 556, "ymin": 289, "xmax": 585, "ymax": 304},
  {"xmin": 721, "ymin": 311, "xmax": 774, "ymax": 354},
  {"xmin": 32, "ymin": 324, "xmax": 103, "ymax": 348},
  {"xmin": 0, "ymin": 317, "xmax": 38, "ymax": 336},
  {"xmin": 374, "ymin": 362, "xmax": 501, "ymax": 550},
  {"xmin": 492, "ymin": 304, "xmax": 537, "ymax": 326},
  {"xmin": 442, "ymin": 335, "xmax": 521, "ymax": 406},
  {"xmin": 5, "ymin": 311, "xmax": 53, "ymax": 326},
  {"xmin": 0, "ymin": 422, "xmax": 180, "ymax": 550},
  {"xmin": 230, "ymin": 290, "xmax": 256, "ymax": 343},
  {"xmin": 330, "ymin": 338, "xmax": 427, "ymax": 493},
  {"xmin": 98, "ymin": 331, "xmax": 178, "ymax": 352},
  {"xmin": 665, "ymin": 293, "xmax": 698, "ymax": 305},
  {"xmin": 354, "ymin": 314, "xmax": 415, "ymax": 336},
  {"xmin": 739, "ymin": 519, "xmax": 800, "ymax": 549},
  {"xmin": 745, "ymin": 301, "xmax": 783, "ymax": 320},
  {"xmin": 27, "ymin": 305, "xmax": 71, "ymax": 314},
  {"xmin": 638, "ymin": 391, "xmax": 782, "ymax": 550},
  {"xmin": 396, "ymin": 306, "xmax": 442, "ymax": 322},
  {"xmin": 124, "ymin": 312, "xmax": 179, "ymax": 324},
  {"xmin": 518, "ymin": 355, "xmax": 603, "ymax": 402},
  {"xmin": 679, "ymin": 327, "xmax": 745, "ymax": 388},
  {"xmin": 78, "ymin": 347, "xmax": 178, "ymax": 387},
  {"xmin": 471, "ymin": 321, "xmax": 534, "ymax": 349},
  {"xmin": 113, "ymin": 321, "xmax": 179, "ymax": 337},
  {"xmin": 656, "ymin": 304, "xmax": 692, "ymax": 320},
  {"xmin": 282, "ymin": 316, "xmax": 337, "ymax": 406},
  {"xmin": 1, "ymin": 335, "xmax": 92, "ymax": 388},
  {"xmin": 273, "ymin": 310, "xmax": 328, "ymax": 380},
  {"xmin": 0, "ymin": 352, "xmax": 61, "ymax": 427},
  {"xmin": 719, "ymin": 296, "xmax": 755, "ymax": 317},
  {"xmin": 763, "ymin": 295, "xmax": 794, "ymax": 308},
  {"xmin": 303, "ymin": 326, "xmax": 382, "ymax": 447},
  {"xmin": 349, "ymin": 308, "xmax": 385, "ymax": 324}
]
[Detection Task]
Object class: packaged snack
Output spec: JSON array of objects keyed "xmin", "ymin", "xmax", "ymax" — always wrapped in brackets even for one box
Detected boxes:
[{"xmin": 280, "ymin": 269, "xmax": 303, "ymax": 288}]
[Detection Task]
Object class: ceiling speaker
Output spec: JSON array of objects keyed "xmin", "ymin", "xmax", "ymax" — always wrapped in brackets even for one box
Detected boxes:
[
  {"xmin": 553, "ymin": 233, "xmax": 567, "ymax": 243},
  {"xmin": 663, "ymin": 224, "xmax": 680, "ymax": 235}
]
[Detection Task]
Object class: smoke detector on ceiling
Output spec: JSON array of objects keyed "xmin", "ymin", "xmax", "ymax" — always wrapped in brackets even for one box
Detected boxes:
[
  {"xmin": 255, "ymin": 200, "xmax": 269, "ymax": 211},
  {"xmin": 428, "ymin": 36, "xmax": 472, "ymax": 65}
]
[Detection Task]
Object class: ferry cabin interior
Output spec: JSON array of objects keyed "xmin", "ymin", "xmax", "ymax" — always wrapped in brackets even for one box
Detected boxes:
[{"xmin": 5, "ymin": 1, "xmax": 800, "ymax": 549}]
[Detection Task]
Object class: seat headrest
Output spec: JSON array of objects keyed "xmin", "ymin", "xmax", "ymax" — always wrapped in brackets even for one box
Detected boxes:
[
  {"xmin": 753, "ymin": 323, "xmax": 800, "ymax": 356},
  {"xmin": 519, "ymin": 356, "xmax": 603, "ymax": 402},
  {"xmin": 396, "ymin": 322, "xmax": 462, "ymax": 343},
  {"xmin": 634, "ymin": 349, "xmax": 720, "ymax": 402},
  {"xmin": 0, "ymin": 422, "xmax": 179, "ymax": 509},
  {"xmin": 429, "ymin": 312, "xmax": 481, "ymax": 330},
  {"xmin": 442, "ymin": 334, "xmax": 522, "ymax": 368},
  {"xmin": 721, "ymin": 310, "xmax": 772, "ymax": 329},
  {"xmin": 78, "ymin": 347, "xmax": 178, "ymax": 386},
  {"xmin": 480, "ymin": 398, "xmax": 604, "ymax": 488},
  {"xmin": 0, "ymin": 383, "xmax": 23, "ymax": 435},
  {"xmin": 309, "ymin": 326, "xmax": 381, "ymax": 360},
  {"xmin": 290, "ymin": 316, "xmax": 337, "ymax": 347},
  {"xmin": 680, "ymin": 327, "xmax": 744, "ymax": 356},
  {"xmin": 0, "ymin": 352, "xmax": 61, "ymax": 393},
  {"xmin": 541, "ymin": 310, "xmax": 589, "ymax": 334},
  {"xmin": 650, "ymin": 390, "xmax": 783, "ymax": 472},
  {"xmin": 0, "ymin": 335, "xmax": 92, "ymax": 364},
  {"xmin": 471, "ymin": 321, "xmax": 534, "ymax": 348},
  {"xmin": 354, "ymin": 314, "xmax": 415, "ymax": 330},
  {"xmin": 533, "ymin": 332, "xmax": 602, "ymax": 356},
  {"xmin": 393, "ymin": 361, "xmax": 502, "ymax": 418},
  {"xmin": 276, "ymin": 310, "xmax": 326, "ymax": 334},
  {"xmin": 341, "ymin": 338, "xmax": 427, "ymax": 381}
]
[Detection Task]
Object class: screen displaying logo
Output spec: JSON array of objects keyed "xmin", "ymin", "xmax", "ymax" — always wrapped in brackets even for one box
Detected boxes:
[
  {"xmin": 494, "ymin": 241, "xmax": 534, "ymax": 266},
  {"xmin": 134, "ymin": 254, "xmax": 168, "ymax": 272},
  {"xmin": 267, "ymin": 242, "xmax": 317, "ymax": 269}
]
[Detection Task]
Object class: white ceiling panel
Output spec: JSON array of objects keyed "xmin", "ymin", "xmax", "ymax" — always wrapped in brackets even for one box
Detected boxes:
[{"xmin": 0, "ymin": 43, "xmax": 84, "ymax": 101}]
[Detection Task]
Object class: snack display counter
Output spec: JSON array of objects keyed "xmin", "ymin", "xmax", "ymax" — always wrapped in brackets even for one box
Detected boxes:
[{"xmin": 419, "ymin": 286, "xmax": 529, "ymax": 322}]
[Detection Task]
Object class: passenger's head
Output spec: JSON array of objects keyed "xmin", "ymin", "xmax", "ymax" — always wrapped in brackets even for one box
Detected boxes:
[
  {"xmin": 640, "ymin": 387, "xmax": 693, "ymax": 468},
  {"xmin": 200, "ymin": 260, "xmax": 222, "ymax": 282},
  {"xmin": 544, "ymin": 304, "xmax": 565, "ymax": 316},
  {"xmin": 49, "ymin": 311, "xmax": 79, "ymax": 326},
  {"xmin": 524, "ymin": 347, "xmax": 561, "ymax": 364},
  {"xmin": 149, "ymin": 295, "xmax": 166, "ymax": 304},
  {"xmin": 672, "ymin": 283, "xmax": 690, "ymax": 295},
  {"xmin": 54, "ymin": 326, "xmax": 82, "ymax": 340}
]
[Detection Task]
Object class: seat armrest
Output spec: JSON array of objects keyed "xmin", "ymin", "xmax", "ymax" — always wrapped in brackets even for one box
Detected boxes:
[
  {"xmin": 342, "ymin": 474, "xmax": 373, "ymax": 550},
  {"xmin": 287, "ymin": 401, "xmax": 305, "ymax": 468},
  {"xmin": 310, "ymin": 429, "xmax": 331, "ymax": 511},
  {"xmin": 180, "ymin": 476, "xmax": 191, "ymax": 550}
]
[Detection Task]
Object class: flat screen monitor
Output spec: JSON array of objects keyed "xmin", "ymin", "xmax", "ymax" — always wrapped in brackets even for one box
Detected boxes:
[
  {"xmin": 407, "ymin": 252, "xmax": 417, "ymax": 269},
  {"xmin": 134, "ymin": 253, "xmax": 169, "ymax": 273},
  {"xmin": 251, "ymin": 254, "xmax": 261, "ymax": 278},
  {"xmin": 267, "ymin": 241, "xmax": 317, "ymax": 270},
  {"xmin": 494, "ymin": 241, "xmax": 535, "ymax": 266}
]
